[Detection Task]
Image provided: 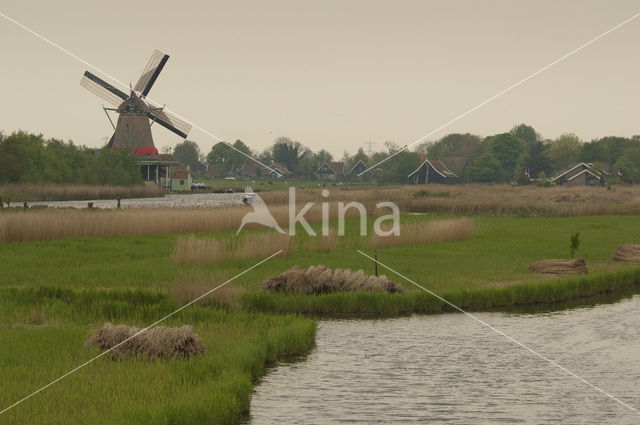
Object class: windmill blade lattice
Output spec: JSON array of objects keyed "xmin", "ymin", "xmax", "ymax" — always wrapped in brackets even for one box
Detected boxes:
[
  {"xmin": 80, "ymin": 71, "xmax": 128, "ymax": 107},
  {"xmin": 134, "ymin": 49, "xmax": 169, "ymax": 97},
  {"xmin": 147, "ymin": 107, "xmax": 192, "ymax": 139}
]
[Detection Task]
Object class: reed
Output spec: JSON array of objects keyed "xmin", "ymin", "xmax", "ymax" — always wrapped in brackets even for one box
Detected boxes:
[
  {"xmin": 0, "ymin": 183, "xmax": 164, "ymax": 202},
  {"xmin": 369, "ymin": 218, "xmax": 474, "ymax": 248},
  {"xmin": 173, "ymin": 233, "xmax": 292, "ymax": 263},
  {"xmin": 169, "ymin": 273, "xmax": 246, "ymax": 308}
]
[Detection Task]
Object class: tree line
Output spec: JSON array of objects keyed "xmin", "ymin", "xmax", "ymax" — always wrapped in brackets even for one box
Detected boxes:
[
  {"xmin": 173, "ymin": 123, "xmax": 640, "ymax": 184},
  {"xmin": 0, "ymin": 131, "xmax": 142, "ymax": 185}
]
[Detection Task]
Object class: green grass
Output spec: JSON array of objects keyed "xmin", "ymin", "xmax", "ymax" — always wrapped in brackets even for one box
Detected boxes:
[
  {"xmin": 0, "ymin": 306, "xmax": 316, "ymax": 425},
  {"xmin": 2, "ymin": 215, "xmax": 640, "ymax": 293},
  {"xmin": 3, "ymin": 214, "xmax": 640, "ymax": 423}
]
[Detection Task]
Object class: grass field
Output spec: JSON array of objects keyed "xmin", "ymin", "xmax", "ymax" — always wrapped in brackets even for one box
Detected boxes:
[{"xmin": 3, "ymin": 209, "xmax": 640, "ymax": 423}]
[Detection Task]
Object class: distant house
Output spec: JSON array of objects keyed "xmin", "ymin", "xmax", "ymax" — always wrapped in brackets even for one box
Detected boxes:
[
  {"xmin": 155, "ymin": 165, "xmax": 192, "ymax": 191},
  {"xmin": 314, "ymin": 161, "xmax": 345, "ymax": 181},
  {"xmin": 550, "ymin": 162, "xmax": 609, "ymax": 186},
  {"xmin": 347, "ymin": 160, "xmax": 367, "ymax": 179},
  {"xmin": 408, "ymin": 159, "xmax": 458, "ymax": 184},
  {"xmin": 269, "ymin": 163, "xmax": 291, "ymax": 179},
  {"xmin": 239, "ymin": 161, "xmax": 266, "ymax": 177}
]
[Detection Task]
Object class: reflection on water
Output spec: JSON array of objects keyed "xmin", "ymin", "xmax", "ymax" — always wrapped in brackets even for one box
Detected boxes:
[
  {"xmin": 248, "ymin": 296, "xmax": 640, "ymax": 424},
  {"xmin": 29, "ymin": 193, "xmax": 243, "ymax": 209}
]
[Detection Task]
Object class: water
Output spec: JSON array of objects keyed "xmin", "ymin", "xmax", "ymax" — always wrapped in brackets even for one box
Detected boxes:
[
  {"xmin": 247, "ymin": 296, "xmax": 640, "ymax": 424},
  {"xmin": 28, "ymin": 193, "xmax": 243, "ymax": 209}
]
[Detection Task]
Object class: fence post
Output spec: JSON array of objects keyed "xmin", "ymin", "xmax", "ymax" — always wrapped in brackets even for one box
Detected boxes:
[
  {"xmin": 23, "ymin": 201, "xmax": 28, "ymax": 212},
  {"xmin": 374, "ymin": 249, "xmax": 378, "ymax": 276}
]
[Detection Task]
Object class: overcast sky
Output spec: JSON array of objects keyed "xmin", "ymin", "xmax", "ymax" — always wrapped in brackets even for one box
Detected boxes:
[{"xmin": 2, "ymin": 1, "xmax": 640, "ymax": 157}]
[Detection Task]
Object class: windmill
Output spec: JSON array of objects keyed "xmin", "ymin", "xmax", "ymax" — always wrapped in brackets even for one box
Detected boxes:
[{"xmin": 80, "ymin": 49, "xmax": 192, "ymax": 155}]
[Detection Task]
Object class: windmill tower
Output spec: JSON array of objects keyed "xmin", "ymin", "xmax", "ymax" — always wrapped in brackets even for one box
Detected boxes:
[{"xmin": 80, "ymin": 50, "xmax": 192, "ymax": 155}]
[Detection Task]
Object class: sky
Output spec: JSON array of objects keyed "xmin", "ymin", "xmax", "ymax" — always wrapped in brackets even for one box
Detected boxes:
[{"xmin": 2, "ymin": 1, "xmax": 640, "ymax": 158}]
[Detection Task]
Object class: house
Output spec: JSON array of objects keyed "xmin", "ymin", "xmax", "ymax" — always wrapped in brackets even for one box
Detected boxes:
[
  {"xmin": 346, "ymin": 160, "xmax": 368, "ymax": 179},
  {"xmin": 165, "ymin": 166, "xmax": 192, "ymax": 191},
  {"xmin": 269, "ymin": 163, "xmax": 292, "ymax": 179},
  {"xmin": 314, "ymin": 161, "xmax": 345, "ymax": 181},
  {"xmin": 550, "ymin": 163, "xmax": 609, "ymax": 186},
  {"xmin": 239, "ymin": 161, "xmax": 267, "ymax": 177},
  {"xmin": 408, "ymin": 159, "xmax": 458, "ymax": 184}
]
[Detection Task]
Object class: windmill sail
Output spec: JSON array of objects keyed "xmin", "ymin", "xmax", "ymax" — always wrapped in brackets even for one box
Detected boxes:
[
  {"xmin": 146, "ymin": 108, "xmax": 192, "ymax": 139},
  {"xmin": 80, "ymin": 71, "xmax": 128, "ymax": 106},
  {"xmin": 134, "ymin": 50, "xmax": 169, "ymax": 97}
]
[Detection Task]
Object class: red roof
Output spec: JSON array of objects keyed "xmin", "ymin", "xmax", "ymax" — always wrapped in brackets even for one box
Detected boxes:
[{"xmin": 173, "ymin": 167, "xmax": 190, "ymax": 179}]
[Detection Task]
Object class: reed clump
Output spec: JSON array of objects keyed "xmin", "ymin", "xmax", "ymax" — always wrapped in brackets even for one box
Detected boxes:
[
  {"xmin": 0, "ymin": 183, "xmax": 164, "ymax": 202},
  {"xmin": 173, "ymin": 233, "xmax": 292, "ymax": 263},
  {"xmin": 528, "ymin": 259, "xmax": 588, "ymax": 275},
  {"xmin": 369, "ymin": 218, "xmax": 474, "ymax": 248},
  {"xmin": 261, "ymin": 265, "xmax": 404, "ymax": 294},
  {"xmin": 170, "ymin": 273, "xmax": 245, "ymax": 308},
  {"xmin": 85, "ymin": 322, "xmax": 205, "ymax": 359},
  {"xmin": 612, "ymin": 244, "xmax": 640, "ymax": 263}
]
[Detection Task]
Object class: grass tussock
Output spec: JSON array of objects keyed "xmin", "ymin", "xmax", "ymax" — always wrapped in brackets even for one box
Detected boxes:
[
  {"xmin": 528, "ymin": 259, "xmax": 588, "ymax": 275},
  {"xmin": 369, "ymin": 218, "xmax": 474, "ymax": 248},
  {"xmin": 0, "ymin": 183, "xmax": 164, "ymax": 202},
  {"xmin": 85, "ymin": 322, "xmax": 206, "ymax": 359},
  {"xmin": 261, "ymin": 264, "xmax": 404, "ymax": 294},
  {"xmin": 173, "ymin": 233, "xmax": 292, "ymax": 263},
  {"xmin": 169, "ymin": 273, "xmax": 245, "ymax": 308}
]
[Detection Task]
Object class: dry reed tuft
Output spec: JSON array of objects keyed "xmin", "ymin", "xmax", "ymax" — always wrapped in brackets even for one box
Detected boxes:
[
  {"xmin": 369, "ymin": 218, "xmax": 474, "ymax": 248},
  {"xmin": 307, "ymin": 229, "xmax": 338, "ymax": 252},
  {"xmin": 85, "ymin": 322, "xmax": 205, "ymax": 359},
  {"xmin": 0, "ymin": 183, "xmax": 164, "ymax": 202},
  {"xmin": 528, "ymin": 259, "xmax": 588, "ymax": 275},
  {"xmin": 261, "ymin": 264, "xmax": 404, "ymax": 294},
  {"xmin": 612, "ymin": 244, "xmax": 640, "ymax": 262},
  {"xmin": 173, "ymin": 232, "xmax": 292, "ymax": 263},
  {"xmin": 170, "ymin": 273, "xmax": 245, "ymax": 308}
]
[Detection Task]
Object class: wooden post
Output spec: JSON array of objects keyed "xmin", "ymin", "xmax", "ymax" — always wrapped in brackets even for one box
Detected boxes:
[
  {"xmin": 0, "ymin": 196, "xmax": 3, "ymax": 213},
  {"xmin": 374, "ymin": 249, "xmax": 378, "ymax": 276},
  {"xmin": 87, "ymin": 202, "xmax": 94, "ymax": 209},
  {"xmin": 116, "ymin": 198, "xmax": 121, "ymax": 209},
  {"xmin": 23, "ymin": 201, "xmax": 28, "ymax": 212}
]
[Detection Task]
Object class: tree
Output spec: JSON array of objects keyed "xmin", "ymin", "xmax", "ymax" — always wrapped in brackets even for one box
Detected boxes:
[
  {"xmin": 173, "ymin": 140, "xmax": 201, "ymax": 174},
  {"xmin": 510, "ymin": 123, "xmax": 540, "ymax": 144},
  {"xmin": 314, "ymin": 149, "xmax": 333, "ymax": 167},
  {"xmin": 486, "ymin": 133, "xmax": 526, "ymax": 177},
  {"xmin": 272, "ymin": 137, "xmax": 302, "ymax": 172},
  {"xmin": 206, "ymin": 140, "xmax": 252, "ymax": 174},
  {"xmin": 516, "ymin": 140, "xmax": 551, "ymax": 180},
  {"xmin": 379, "ymin": 151, "xmax": 421, "ymax": 184},
  {"xmin": 614, "ymin": 146, "xmax": 640, "ymax": 184},
  {"xmin": 549, "ymin": 133, "xmax": 582, "ymax": 172},
  {"xmin": 470, "ymin": 152, "xmax": 504, "ymax": 182},
  {"xmin": 580, "ymin": 136, "xmax": 638, "ymax": 165},
  {"xmin": 351, "ymin": 147, "xmax": 369, "ymax": 166}
]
